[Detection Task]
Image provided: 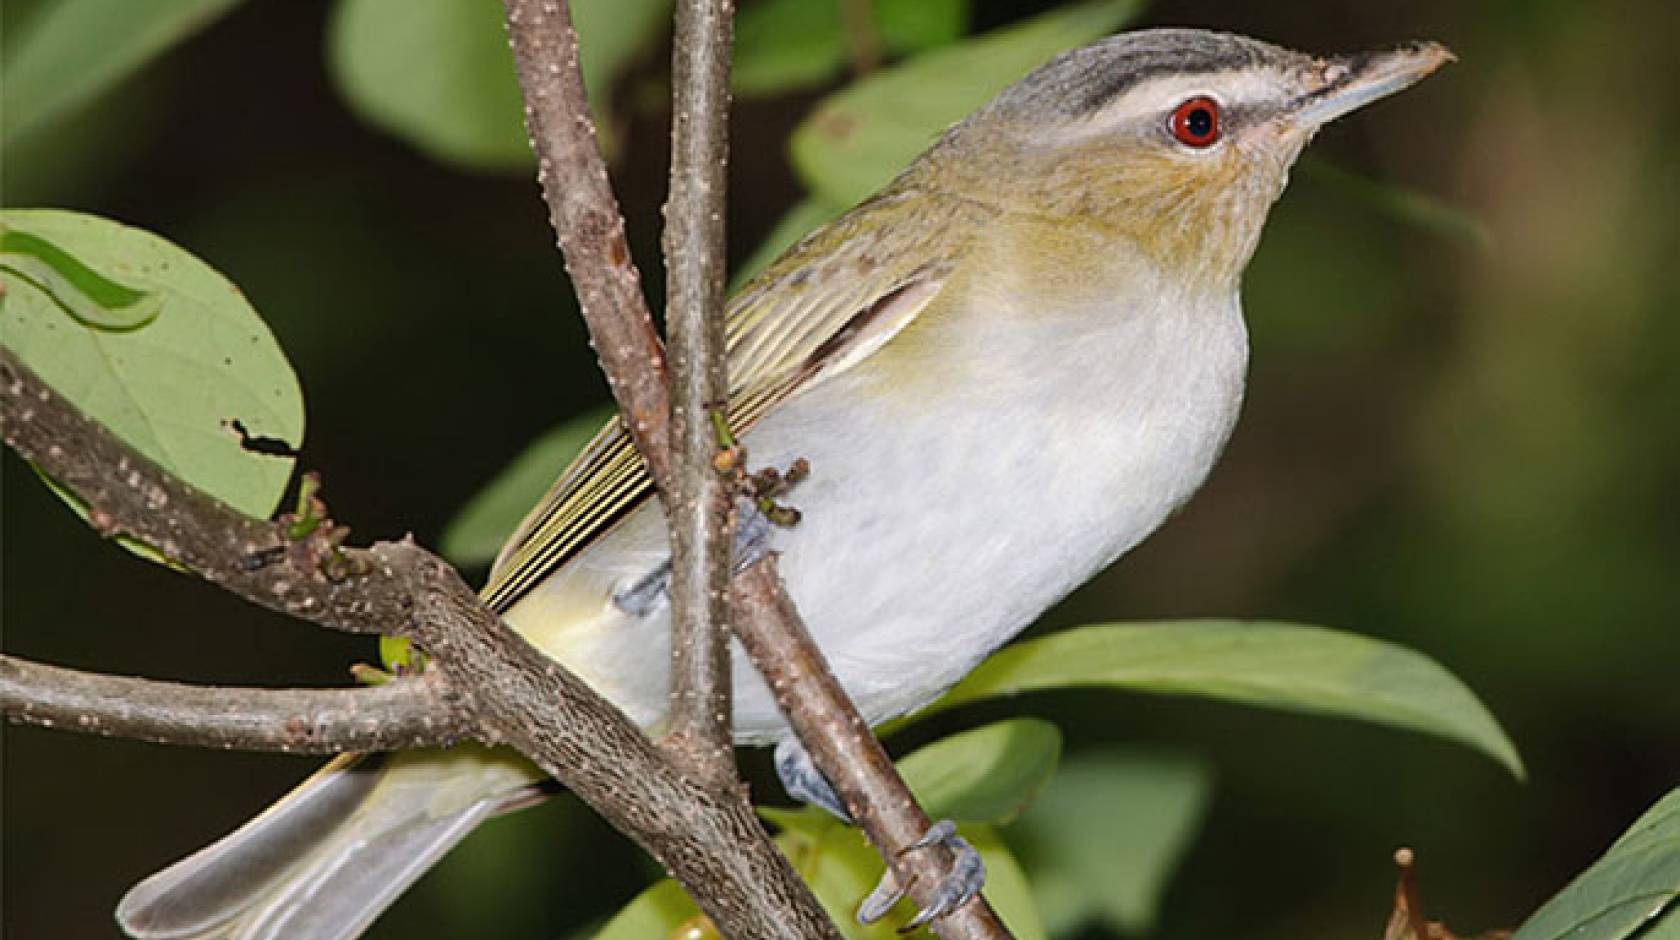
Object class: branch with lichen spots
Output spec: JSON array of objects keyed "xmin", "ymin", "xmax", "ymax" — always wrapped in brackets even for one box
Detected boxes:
[
  {"xmin": 0, "ymin": 654, "xmax": 470, "ymax": 753},
  {"xmin": 0, "ymin": 345, "xmax": 833, "ymax": 940}
]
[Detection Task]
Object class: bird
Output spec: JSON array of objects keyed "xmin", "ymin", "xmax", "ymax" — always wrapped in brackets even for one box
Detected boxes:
[{"xmin": 115, "ymin": 27, "xmax": 1452, "ymax": 940}]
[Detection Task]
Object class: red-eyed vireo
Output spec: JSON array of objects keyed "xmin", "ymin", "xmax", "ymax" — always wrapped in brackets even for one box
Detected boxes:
[{"xmin": 117, "ymin": 28, "xmax": 1453, "ymax": 939}]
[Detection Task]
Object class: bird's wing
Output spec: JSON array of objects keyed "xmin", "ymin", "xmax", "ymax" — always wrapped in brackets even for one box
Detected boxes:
[{"xmin": 481, "ymin": 190, "xmax": 983, "ymax": 612}]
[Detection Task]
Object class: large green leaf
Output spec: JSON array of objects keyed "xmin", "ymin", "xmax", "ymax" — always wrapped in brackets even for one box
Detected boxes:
[
  {"xmin": 328, "ymin": 0, "xmax": 668, "ymax": 172},
  {"xmin": 790, "ymin": 0, "xmax": 1144, "ymax": 207},
  {"xmin": 968, "ymin": 825, "xmax": 1049, "ymax": 940},
  {"xmin": 1510, "ymin": 787, "xmax": 1680, "ymax": 940},
  {"xmin": 1014, "ymin": 751, "xmax": 1212, "ymax": 937},
  {"xmin": 924, "ymin": 621, "xmax": 1523, "ymax": 780},
  {"xmin": 0, "ymin": 210, "xmax": 303, "ymax": 529},
  {"xmin": 439, "ymin": 407, "xmax": 613, "ymax": 567},
  {"xmin": 895, "ymin": 718, "xmax": 1062, "ymax": 824},
  {"xmin": 733, "ymin": 0, "xmax": 966, "ymax": 97},
  {"xmin": 1, "ymin": 0, "xmax": 243, "ymax": 146}
]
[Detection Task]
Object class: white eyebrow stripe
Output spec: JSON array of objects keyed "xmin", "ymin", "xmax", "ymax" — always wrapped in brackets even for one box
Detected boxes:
[{"xmin": 1060, "ymin": 69, "xmax": 1290, "ymax": 138}]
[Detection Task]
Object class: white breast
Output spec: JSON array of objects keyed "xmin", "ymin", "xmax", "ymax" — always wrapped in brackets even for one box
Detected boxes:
[{"xmin": 506, "ymin": 275, "xmax": 1249, "ymax": 744}]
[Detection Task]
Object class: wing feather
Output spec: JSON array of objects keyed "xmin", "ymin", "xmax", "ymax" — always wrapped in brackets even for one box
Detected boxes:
[{"xmin": 481, "ymin": 190, "xmax": 991, "ymax": 612}]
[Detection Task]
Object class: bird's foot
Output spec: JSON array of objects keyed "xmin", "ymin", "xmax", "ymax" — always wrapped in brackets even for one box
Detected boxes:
[
  {"xmin": 858, "ymin": 820, "xmax": 986, "ymax": 931},
  {"xmin": 773, "ymin": 738, "xmax": 851, "ymax": 822}
]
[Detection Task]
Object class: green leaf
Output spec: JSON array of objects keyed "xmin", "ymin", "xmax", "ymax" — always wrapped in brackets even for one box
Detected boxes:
[
  {"xmin": 925, "ymin": 621, "xmax": 1524, "ymax": 780},
  {"xmin": 790, "ymin": 0, "xmax": 1144, "ymax": 206},
  {"xmin": 328, "ymin": 0, "xmax": 668, "ymax": 172},
  {"xmin": 733, "ymin": 0, "xmax": 966, "ymax": 97},
  {"xmin": 587, "ymin": 877, "xmax": 701, "ymax": 940},
  {"xmin": 732, "ymin": 0, "xmax": 849, "ymax": 97},
  {"xmin": 732, "ymin": 198, "xmax": 849, "ymax": 289},
  {"xmin": 0, "ymin": 209, "xmax": 304, "ymax": 532},
  {"xmin": 439, "ymin": 408, "xmax": 613, "ymax": 567},
  {"xmin": 895, "ymin": 718, "xmax": 1062, "ymax": 824},
  {"xmin": 1, "ymin": 227, "xmax": 161, "ymax": 330},
  {"xmin": 968, "ymin": 825, "xmax": 1049, "ymax": 940},
  {"xmin": 1510, "ymin": 787, "xmax": 1680, "ymax": 940},
  {"xmin": 1014, "ymin": 750, "xmax": 1212, "ymax": 936},
  {"xmin": 876, "ymin": 0, "xmax": 967, "ymax": 52},
  {"xmin": 1, "ymin": 0, "xmax": 242, "ymax": 145}
]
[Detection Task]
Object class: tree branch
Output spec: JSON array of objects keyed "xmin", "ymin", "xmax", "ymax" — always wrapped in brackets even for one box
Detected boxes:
[
  {"xmin": 502, "ymin": 1, "xmax": 1008, "ymax": 936},
  {"xmin": 663, "ymin": 0, "xmax": 737, "ymax": 787},
  {"xmin": 733, "ymin": 561, "xmax": 1011, "ymax": 938},
  {"xmin": 0, "ymin": 654, "xmax": 471, "ymax": 753},
  {"xmin": 0, "ymin": 348, "xmax": 834, "ymax": 940},
  {"xmin": 501, "ymin": 0, "xmax": 673, "ymax": 491}
]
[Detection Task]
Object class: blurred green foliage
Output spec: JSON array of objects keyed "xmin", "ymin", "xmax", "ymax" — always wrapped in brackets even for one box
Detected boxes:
[
  {"xmin": 328, "ymin": 0, "xmax": 670, "ymax": 170},
  {"xmin": 3, "ymin": 1, "xmax": 1678, "ymax": 939},
  {"xmin": 733, "ymin": 0, "xmax": 967, "ymax": 96}
]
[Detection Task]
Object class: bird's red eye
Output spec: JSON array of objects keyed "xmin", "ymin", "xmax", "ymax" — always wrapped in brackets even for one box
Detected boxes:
[{"xmin": 1169, "ymin": 96, "xmax": 1221, "ymax": 148}]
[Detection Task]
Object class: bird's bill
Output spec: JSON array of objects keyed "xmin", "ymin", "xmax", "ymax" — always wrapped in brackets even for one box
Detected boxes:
[{"xmin": 1289, "ymin": 42, "xmax": 1456, "ymax": 128}]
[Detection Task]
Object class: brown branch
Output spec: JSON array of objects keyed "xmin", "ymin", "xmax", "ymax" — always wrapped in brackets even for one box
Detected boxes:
[
  {"xmin": 662, "ymin": 0, "xmax": 737, "ymax": 787},
  {"xmin": 0, "ymin": 654, "xmax": 471, "ymax": 753},
  {"xmin": 733, "ymin": 561, "xmax": 1010, "ymax": 938},
  {"xmin": 0, "ymin": 348, "xmax": 833, "ymax": 940},
  {"xmin": 502, "ymin": 0, "xmax": 673, "ymax": 491},
  {"xmin": 502, "ymin": 2, "xmax": 1008, "ymax": 937}
]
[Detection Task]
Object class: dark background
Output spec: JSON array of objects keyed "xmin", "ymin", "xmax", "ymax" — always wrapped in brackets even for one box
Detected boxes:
[{"xmin": 5, "ymin": 1, "xmax": 1678, "ymax": 937}]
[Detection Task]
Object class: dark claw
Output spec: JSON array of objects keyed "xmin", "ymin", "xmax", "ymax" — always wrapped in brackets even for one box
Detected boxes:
[
  {"xmin": 773, "ymin": 738, "xmax": 852, "ymax": 823},
  {"xmin": 858, "ymin": 819, "xmax": 987, "ymax": 930}
]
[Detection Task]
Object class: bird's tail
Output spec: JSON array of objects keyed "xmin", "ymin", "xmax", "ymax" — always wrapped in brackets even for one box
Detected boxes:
[{"xmin": 116, "ymin": 745, "xmax": 540, "ymax": 940}]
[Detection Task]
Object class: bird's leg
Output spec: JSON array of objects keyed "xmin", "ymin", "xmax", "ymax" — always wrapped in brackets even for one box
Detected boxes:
[{"xmin": 612, "ymin": 504, "xmax": 772, "ymax": 616}]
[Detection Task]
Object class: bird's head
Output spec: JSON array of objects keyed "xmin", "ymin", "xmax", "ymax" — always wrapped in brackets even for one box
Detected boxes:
[{"xmin": 914, "ymin": 29, "xmax": 1454, "ymax": 289}]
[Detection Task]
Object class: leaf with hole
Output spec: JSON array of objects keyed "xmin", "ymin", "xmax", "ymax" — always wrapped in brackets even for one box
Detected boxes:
[{"xmin": 0, "ymin": 209, "xmax": 303, "ymax": 547}]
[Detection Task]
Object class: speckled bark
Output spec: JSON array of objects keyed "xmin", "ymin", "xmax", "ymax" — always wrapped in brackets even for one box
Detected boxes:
[
  {"xmin": 0, "ymin": 654, "xmax": 470, "ymax": 753},
  {"xmin": 0, "ymin": 349, "xmax": 834, "ymax": 940},
  {"xmin": 502, "ymin": 0, "xmax": 673, "ymax": 491},
  {"xmin": 663, "ymin": 0, "xmax": 738, "ymax": 788}
]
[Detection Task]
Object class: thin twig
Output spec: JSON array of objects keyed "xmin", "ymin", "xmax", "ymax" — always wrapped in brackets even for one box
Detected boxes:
[
  {"xmin": 0, "ymin": 654, "xmax": 470, "ymax": 753},
  {"xmin": 0, "ymin": 347, "xmax": 835, "ymax": 940},
  {"xmin": 663, "ymin": 0, "xmax": 738, "ymax": 787},
  {"xmin": 502, "ymin": 0, "xmax": 673, "ymax": 490},
  {"xmin": 733, "ymin": 560, "xmax": 1010, "ymax": 938}
]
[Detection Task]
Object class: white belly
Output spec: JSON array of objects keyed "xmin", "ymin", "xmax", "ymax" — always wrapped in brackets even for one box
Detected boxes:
[{"xmin": 506, "ymin": 289, "xmax": 1249, "ymax": 744}]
